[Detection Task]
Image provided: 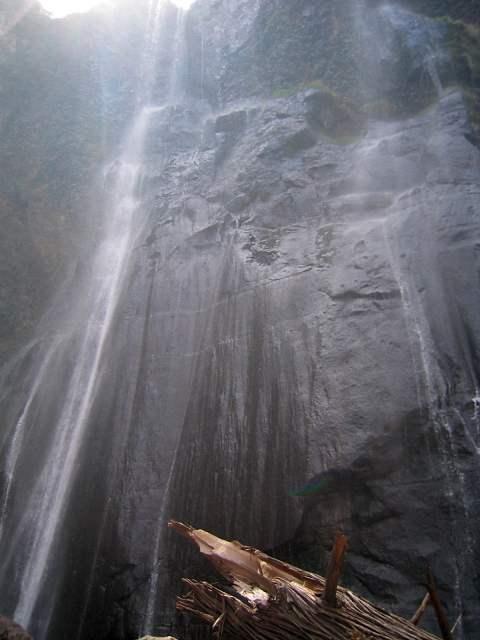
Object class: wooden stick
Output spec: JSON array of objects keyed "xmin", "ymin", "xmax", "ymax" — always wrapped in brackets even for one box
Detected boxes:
[
  {"xmin": 323, "ymin": 532, "xmax": 348, "ymax": 607},
  {"xmin": 426, "ymin": 570, "xmax": 453, "ymax": 640},
  {"xmin": 411, "ymin": 592, "xmax": 431, "ymax": 626}
]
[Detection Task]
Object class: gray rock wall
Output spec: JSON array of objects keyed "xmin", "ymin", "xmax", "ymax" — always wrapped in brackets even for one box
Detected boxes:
[
  {"xmin": 125, "ymin": 89, "xmax": 480, "ymax": 638},
  {"xmin": 0, "ymin": 1, "xmax": 479, "ymax": 638}
]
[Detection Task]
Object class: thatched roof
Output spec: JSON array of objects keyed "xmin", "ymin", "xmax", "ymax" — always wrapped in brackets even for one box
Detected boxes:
[{"xmin": 170, "ymin": 521, "xmax": 443, "ymax": 640}]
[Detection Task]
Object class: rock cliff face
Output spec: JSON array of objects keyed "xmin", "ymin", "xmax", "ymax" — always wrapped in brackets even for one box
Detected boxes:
[{"xmin": 0, "ymin": 1, "xmax": 479, "ymax": 639}]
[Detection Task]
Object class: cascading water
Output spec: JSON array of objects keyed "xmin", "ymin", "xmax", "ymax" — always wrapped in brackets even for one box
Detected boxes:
[
  {"xmin": 1, "ymin": 1, "xmax": 479, "ymax": 638},
  {"xmin": 143, "ymin": 451, "xmax": 177, "ymax": 634},
  {"xmin": 168, "ymin": 9, "xmax": 188, "ymax": 103},
  {"xmin": 346, "ymin": 4, "xmax": 478, "ymax": 636},
  {"xmin": 142, "ymin": 10, "xmax": 189, "ymax": 634},
  {"xmin": 14, "ymin": 110, "xmax": 151, "ymax": 631},
  {"xmin": 379, "ymin": 3, "xmax": 447, "ymax": 98},
  {"xmin": 0, "ymin": 1, "xmax": 179, "ymax": 636},
  {"xmin": 0, "ymin": 341, "xmax": 61, "ymax": 543}
]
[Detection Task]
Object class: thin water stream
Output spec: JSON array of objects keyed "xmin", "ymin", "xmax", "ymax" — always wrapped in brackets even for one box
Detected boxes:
[
  {"xmin": 0, "ymin": 1, "xmax": 185, "ymax": 635},
  {"xmin": 13, "ymin": 109, "xmax": 152, "ymax": 629}
]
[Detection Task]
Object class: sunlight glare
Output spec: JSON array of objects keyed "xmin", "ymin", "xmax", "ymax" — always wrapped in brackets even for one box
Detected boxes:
[
  {"xmin": 171, "ymin": 0, "xmax": 195, "ymax": 8},
  {"xmin": 39, "ymin": 0, "xmax": 195, "ymax": 19},
  {"xmin": 39, "ymin": 0, "xmax": 105, "ymax": 18}
]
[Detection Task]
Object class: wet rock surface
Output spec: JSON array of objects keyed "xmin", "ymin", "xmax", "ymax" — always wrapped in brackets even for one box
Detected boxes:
[
  {"xmin": 0, "ymin": 1, "xmax": 479, "ymax": 639},
  {"xmin": 0, "ymin": 616, "xmax": 31, "ymax": 640},
  {"xmin": 131, "ymin": 87, "xmax": 479, "ymax": 638}
]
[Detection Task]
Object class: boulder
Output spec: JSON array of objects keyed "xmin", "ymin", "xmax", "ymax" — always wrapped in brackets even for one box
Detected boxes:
[{"xmin": 0, "ymin": 617, "xmax": 32, "ymax": 640}]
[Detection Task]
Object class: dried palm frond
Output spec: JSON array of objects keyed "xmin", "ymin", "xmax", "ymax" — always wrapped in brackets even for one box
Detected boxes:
[{"xmin": 170, "ymin": 521, "xmax": 442, "ymax": 640}]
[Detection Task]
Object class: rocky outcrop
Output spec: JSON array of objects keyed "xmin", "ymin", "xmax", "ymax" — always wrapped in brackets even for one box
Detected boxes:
[
  {"xmin": 0, "ymin": 616, "xmax": 31, "ymax": 640},
  {"xmin": 0, "ymin": 1, "xmax": 479, "ymax": 640},
  {"xmin": 130, "ymin": 85, "xmax": 478, "ymax": 639}
]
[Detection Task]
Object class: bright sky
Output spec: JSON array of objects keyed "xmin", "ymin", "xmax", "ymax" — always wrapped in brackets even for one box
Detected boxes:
[
  {"xmin": 39, "ymin": 0, "xmax": 101, "ymax": 17},
  {"xmin": 39, "ymin": 0, "xmax": 195, "ymax": 19},
  {"xmin": 172, "ymin": 0, "xmax": 195, "ymax": 7}
]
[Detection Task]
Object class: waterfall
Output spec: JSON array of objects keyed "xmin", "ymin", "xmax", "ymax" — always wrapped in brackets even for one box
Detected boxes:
[
  {"xmin": 346, "ymin": 5, "xmax": 472, "ymax": 637},
  {"xmin": 379, "ymin": 112, "xmax": 475, "ymax": 640},
  {"xmin": 0, "ymin": 340, "xmax": 61, "ymax": 543},
  {"xmin": 0, "ymin": 1, "xmax": 174, "ymax": 636},
  {"xmin": 425, "ymin": 48, "xmax": 444, "ymax": 97},
  {"xmin": 13, "ymin": 108, "xmax": 151, "ymax": 630},
  {"xmin": 143, "ymin": 451, "xmax": 178, "ymax": 634},
  {"xmin": 379, "ymin": 3, "xmax": 446, "ymax": 98},
  {"xmin": 2, "ymin": 1, "xmax": 479, "ymax": 638},
  {"xmin": 168, "ymin": 9, "xmax": 188, "ymax": 103},
  {"xmin": 383, "ymin": 214, "xmax": 469, "ymax": 640},
  {"xmin": 142, "ymin": 10, "xmax": 189, "ymax": 634},
  {"xmin": 199, "ymin": 23, "xmax": 205, "ymax": 100}
]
